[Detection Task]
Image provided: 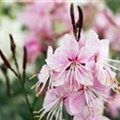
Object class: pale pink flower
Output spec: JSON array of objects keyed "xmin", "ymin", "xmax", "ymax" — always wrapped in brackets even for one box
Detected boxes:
[
  {"xmin": 34, "ymin": 47, "xmax": 66, "ymax": 95},
  {"xmin": 46, "ymin": 34, "xmax": 93, "ymax": 87},
  {"xmin": 35, "ymin": 87, "xmax": 68, "ymax": 120},
  {"xmin": 65, "ymin": 79, "xmax": 110, "ymax": 117},
  {"xmin": 85, "ymin": 30, "xmax": 116, "ymax": 87}
]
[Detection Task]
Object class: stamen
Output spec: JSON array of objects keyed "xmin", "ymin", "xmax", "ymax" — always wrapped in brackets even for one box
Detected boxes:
[
  {"xmin": 102, "ymin": 61, "xmax": 120, "ymax": 71},
  {"xmin": 102, "ymin": 57, "xmax": 120, "ymax": 63},
  {"xmin": 29, "ymin": 73, "xmax": 38, "ymax": 80},
  {"xmin": 36, "ymin": 81, "xmax": 47, "ymax": 97},
  {"xmin": 77, "ymin": 62, "xmax": 93, "ymax": 72},
  {"xmin": 75, "ymin": 67, "xmax": 86, "ymax": 85},
  {"xmin": 77, "ymin": 65, "xmax": 93, "ymax": 82},
  {"xmin": 90, "ymin": 88, "xmax": 113, "ymax": 104},
  {"xmin": 53, "ymin": 62, "xmax": 72, "ymax": 81},
  {"xmin": 34, "ymin": 98, "xmax": 63, "ymax": 120}
]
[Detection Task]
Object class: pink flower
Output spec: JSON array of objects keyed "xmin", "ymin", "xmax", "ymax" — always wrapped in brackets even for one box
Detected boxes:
[
  {"xmin": 35, "ymin": 87, "xmax": 68, "ymax": 120},
  {"xmin": 34, "ymin": 47, "xmax": 66, "ymax": 95},
  {"xmin": 65, "ymin": 78, "xmax": 110, "ymax": 117},
  {"xmin": 46, "ymin": 34, "xmax": 93, "ymax": 87},
  {"xmin": 85, "ymin": 30, "xmax": 116, "ymax": 87}
]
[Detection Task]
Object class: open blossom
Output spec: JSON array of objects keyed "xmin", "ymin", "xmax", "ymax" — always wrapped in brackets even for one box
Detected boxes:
[
  {"xmin": 85, "ymin": 30, "xmax": 116, "ymax": 86},
  {"xmin": 34, "ymin": 87, "xmax": 69, "ymax": 120},
  {"xmin": 33, "ymin": 29, "xmax": 120, "ymax": 119},
  {"xmin": 73, "ymin": 97, "xmax": 109, "ymax": 120},
  {"xmin": 46, "ymin": 34, "xmax": 94, "ymax": 87},
  {"xmin": 65, "ymin": 77, "xmax": 111, "ymax": 116}
]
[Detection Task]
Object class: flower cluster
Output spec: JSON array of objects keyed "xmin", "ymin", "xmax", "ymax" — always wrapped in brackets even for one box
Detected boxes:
[
  {"xmin": 34, "ymin": 29, "xmax": 120, "ymax": 120},
  {"xmin": 20, "ymin": 0, "xmax": 71, "ymax": 62}
]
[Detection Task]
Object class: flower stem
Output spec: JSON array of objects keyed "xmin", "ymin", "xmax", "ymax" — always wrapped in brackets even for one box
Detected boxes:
[{"xmin": 16, "ymin": 74, "xmax": 34, "ymax": 120}]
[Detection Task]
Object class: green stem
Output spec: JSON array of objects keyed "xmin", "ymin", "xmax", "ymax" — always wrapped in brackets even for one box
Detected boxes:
[
  {"xmin": 16, "ymin": 75, "xmax": 34, "ymax": 120},
  {"xmin": 31, "ymin": 96, "xmax": 38, "ymax": 110},
  {"xmin": 22, "ymin": 83, "xmax": 34, "ymax": 119}
]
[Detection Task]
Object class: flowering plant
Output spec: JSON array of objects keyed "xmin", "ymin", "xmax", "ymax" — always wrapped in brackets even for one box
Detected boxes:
[
  {"xmin": 32, "ymin": 3, "xmax": 120, "ymax": 120},
  {"xmin": 1, "ymin": 1, "xmax": 120, "ymax": 120}
]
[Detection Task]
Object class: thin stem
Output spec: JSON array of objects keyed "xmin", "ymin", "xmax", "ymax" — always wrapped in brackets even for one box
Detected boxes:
[
  {"xmin": 22, "ymin": 83, "xmax": 34, "ymax": 119},
  {"xmin": 16, "ymin": 75, "xmax": 34, "ymax": 120},
  {"xmin": 0, "ymin": 65, "xmax": 11, "ymax": 96},
  {"xmin": 31, "ymin": 96, "xmax": 39, "ymax": 110}
]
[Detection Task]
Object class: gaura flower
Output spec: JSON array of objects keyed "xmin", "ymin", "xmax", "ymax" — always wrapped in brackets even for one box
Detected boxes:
[
  {"xmin": 65, "ymin": 78, "xmax": 111, "ymax": 117},
  {"xmin": 34, "ymin": 87, "xmax": 68, "ymax": 120},
  {"xmin": 32, "ymin": 47, "xmax": 66, "ymax": 96},
  {"xmin": 85, "ymin": 30, "xmax": 117, "ymax": 87},
  {"xmin": 46, "ymin": 34, "xmax": 93, "ymax": 87}
]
